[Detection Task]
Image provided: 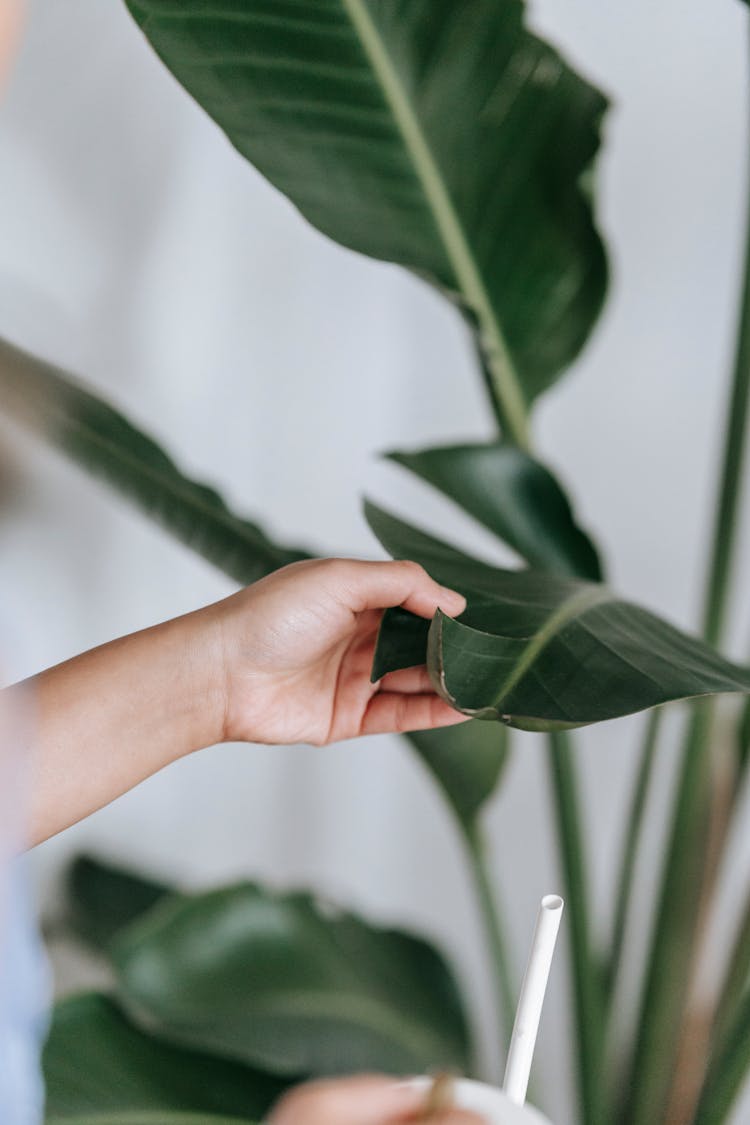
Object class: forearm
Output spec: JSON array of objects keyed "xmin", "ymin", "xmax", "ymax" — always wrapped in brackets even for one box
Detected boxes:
[
  {"xmin": 17, "ymin": 606, "xmax": 225, "ymax": 846},
  {"xmin": 9, "ymin": 558, "xmax": 466, "ymax": 846}
]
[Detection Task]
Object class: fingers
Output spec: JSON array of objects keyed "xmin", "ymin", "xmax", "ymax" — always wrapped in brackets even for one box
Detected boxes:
[
  {"xmin": 361, "ymin": 691, "xmax": 469, "ymax": 737},
  {"xmin": 430, "ymin": 1113, "xmax": 488, "ymax": 1124},
  {"xmin": 268, "ymin": 1075, "xmax": 488, "ymax": 1125},
  {"xmin": 267, "ymin": 1075, "xmax": 424, "ymax": 1125},
  {"xmin": 335, "ymin": 559, "xmax": 466, "ymax": 620},
  {"xmin": 378, "ymin": 665, "xmax": 433, "ymax": 694}
]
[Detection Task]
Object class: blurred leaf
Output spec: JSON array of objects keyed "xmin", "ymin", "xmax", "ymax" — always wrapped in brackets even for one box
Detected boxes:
[
  {"xmin": 43, "ymin": 992, "xmax": 286, "ymax": 1123},
  {"xmin": 113, "ymin": 883, "xmax": 471, "ymax": 1077},
  {"xmin": 388, "ymin": 441, "xmax": 602, "ymax": 580},
  {"xmin": 67, "ymin": 855, "xmax": 173, "ymax": 952},
  {"xmin": 406, "ymin": 720, "xmax": 510, "ymax": 828},
  {"xmin": 124, "ymin": 0, "xmax": 608, "ymax": 435},
  {"xmin": 366, "ymin": 502, "xmax": 750, "ymax": 729},
  {"xmin": 0, "ymin": 337, "xmax": 310, "ymax": 585}
]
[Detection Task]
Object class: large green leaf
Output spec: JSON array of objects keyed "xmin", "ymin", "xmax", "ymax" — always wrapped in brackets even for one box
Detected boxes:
[
  {"xmin": 113, "ymin": 883, "xmax": 471, "ymax": 1077},
  {"xmin": 0, "ymin": 337, "xmax": 309, "ymax": 585},
  {"xmin": 124, "ymin": 0, "xmax": 608, "ymax": 436},
  {"xmin": 406, "ymin": 720, "xmax": 510, "ymax": 828},
  {"xmin": 388, "ymin": 441, "xmax": 602, "ymax": 580},
  {"xmin": 365, "ymin": 502, "xmax": 750, "ymax": 730},
  {"xmin": 66, "ymin": 855, "xmax": 173, "ymax": 952},
  {"xmin": 43, "ymin": 993, "xmax": 286, "ymax": 1123}
]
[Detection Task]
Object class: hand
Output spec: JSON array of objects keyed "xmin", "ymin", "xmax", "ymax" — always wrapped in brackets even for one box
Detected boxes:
[
  {"xmin": 268, "ymin": 1075, "xmax": 486, "ymax": 1125},
  {"xmin": 22, "ymin": 556, "xmax": 467, "ymax": 844},
  {"xmin": 210, "ymin": 557, "xmax": 468, "ymax": 746}
]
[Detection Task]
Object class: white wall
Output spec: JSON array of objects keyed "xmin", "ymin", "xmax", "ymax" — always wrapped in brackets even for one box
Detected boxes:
[{"xmin": 1, "ymin": 1, "xmax": 749, "ymax": 1121}]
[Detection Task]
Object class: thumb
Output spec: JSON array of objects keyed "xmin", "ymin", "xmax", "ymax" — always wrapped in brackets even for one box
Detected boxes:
[{"xmin": 340, "ymin": 559, "xmax": 466, "ymax": 619}]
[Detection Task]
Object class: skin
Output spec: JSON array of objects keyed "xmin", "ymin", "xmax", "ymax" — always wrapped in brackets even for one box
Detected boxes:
[
  {"xmin": 0, "ymin": 13, "xmax": 483, "ymax": 1122},
  {"xmin": 268, "ymin": 1075, "xmax": 485, "ymax": 1125},
  {"xmin": 0, "ymin": 1, "xmax": 23, "ymax": 91},
  {"xmin": 19, "ymin": 558, "xmax": 468, "ymax": 845}
]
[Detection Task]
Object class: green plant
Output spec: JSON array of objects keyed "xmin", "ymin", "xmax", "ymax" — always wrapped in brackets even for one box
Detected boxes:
[{"xmin": 3, "ymin": 1, "xmax": 750, "ymax": 1122}]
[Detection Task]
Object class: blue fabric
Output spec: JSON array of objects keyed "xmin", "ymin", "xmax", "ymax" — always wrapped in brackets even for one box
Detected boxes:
[{"xmin": 0, "ymin": 859, "xmax": 48, "ymax": 1125}]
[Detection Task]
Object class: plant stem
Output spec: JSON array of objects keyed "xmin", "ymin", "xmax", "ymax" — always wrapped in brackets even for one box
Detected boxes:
[
  {"xmin": 604, "ymin": 709, "xmax": 662, "ymax": 1005},
  {"xmin": 700, "ymin": 17, "xmax": 750, "ymax": 644},
  {"xmin": 736, "ymin": 693, "xmax": 750, "ymax": 780},
  {"xmin": 621, "ymin": 705, "xmax": 715, "ymax": 1124},
  {"xmin": 546, "ymin": 731, "xmax": 604, "ymax": 1125},
  {"xmin": 474, "ymin": 343, "xmax": 523, "ymax": 440},
  {"xmin": 464, "ymin": 823, "xmax": 517, "ymax": 1058},
  {"xmin": 693, "ymin": 989, "xmax": 750, "ymax": 1125},
  {"xmin": 622, "ymin": 39, "xmax": 750, "ymax": 1121},
  {"xmin": 712, "ymin": 892, "xmax": 750, "ymax": 1058},
  {"xmin": 702, "ymin": 164, "xmax": 750, "ymax": 650}
]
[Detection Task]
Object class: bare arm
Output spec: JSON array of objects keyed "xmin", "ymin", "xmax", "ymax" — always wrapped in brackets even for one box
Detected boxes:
[{"xmin": 16, "ymin": 558, "xmax": 467, "ymax": 845}]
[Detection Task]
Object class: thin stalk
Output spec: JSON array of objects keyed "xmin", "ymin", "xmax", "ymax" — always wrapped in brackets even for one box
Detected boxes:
[
  {"xmin": 693, "ymin": 989, "xmax": 750, "ymax": 1125},
  {"xmin": 701, "ymin": 182, "xmax": 750, "ymax": 652},
  {"xmin": 464, "ymin": 823, "xmax": 517, "ymax": 1055},
  {"xmin": 700, "ymin": 15, "xmax": 750, "ymax": 647},
  {"xmin": 709, "ymin": 739, "xmax": 750, "ymax": 1057},
  {"xmin": 547, "ymin": 730, "xmax": 605, "ymax": 1125},
  {"xmin": 622, "ymin": 705, "xmax": 714, "ymax": 1124},
  {"xmin": 712, "ymin": 892, "xmax": 750, "ymax": 1058},
  {"xmin": 735, "ymin": 692, "xmax": 750, "ymax": 782},
  {"xmin": 623, "ymin": 37, "xmax": 750, "ymax": 1122},
  {"xmin": 604, "ymin": 708, "xmax": 662, "ymax": 1005}
]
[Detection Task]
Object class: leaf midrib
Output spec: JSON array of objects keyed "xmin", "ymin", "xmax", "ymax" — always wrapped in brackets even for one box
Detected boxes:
[
  {"xmin": 340, "ymin": 0, "xmax": 529, "ymax": 447},
  {"xmin": 125, "ymin": 987, "xmax": 456, "ymax": 1069},
  {"xmin": 491, "ymin": 585, "xmax": 612, "ymax": 705},
  {"xmin": 436, "ymin": 584, "xmax": 612, "ymax": 711}
]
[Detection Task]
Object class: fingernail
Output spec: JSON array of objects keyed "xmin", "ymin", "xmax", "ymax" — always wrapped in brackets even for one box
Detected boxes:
[{"xmin": 441, "ymin": 587, "xmax": 466, "ymax": 609}]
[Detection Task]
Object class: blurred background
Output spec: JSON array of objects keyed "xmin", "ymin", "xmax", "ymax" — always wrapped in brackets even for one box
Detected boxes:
[{"xmin": 1, "ymin": 1, "xmax": 750, "ymax": 1121}]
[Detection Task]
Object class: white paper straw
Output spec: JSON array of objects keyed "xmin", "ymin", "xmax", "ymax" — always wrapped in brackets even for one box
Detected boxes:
[{"xmin": 503, "ymin": 893, "xmax": 564, "ymax": 1105}]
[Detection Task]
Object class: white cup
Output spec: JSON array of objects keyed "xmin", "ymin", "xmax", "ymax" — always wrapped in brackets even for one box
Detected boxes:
[{"xmin": 405, "ymin": 1077, "xmax": 553, "ymax": 1124}]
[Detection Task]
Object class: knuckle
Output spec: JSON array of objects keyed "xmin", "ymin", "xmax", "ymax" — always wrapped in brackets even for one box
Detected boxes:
[{"xmin": 395, "ymin": 695, "xmax": 412, "ymax": 730}]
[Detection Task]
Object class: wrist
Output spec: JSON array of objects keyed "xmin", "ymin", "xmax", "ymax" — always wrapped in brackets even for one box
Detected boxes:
[{"xmin": 168, "ymin": 602, "xmax": 230, "ymax": 755}]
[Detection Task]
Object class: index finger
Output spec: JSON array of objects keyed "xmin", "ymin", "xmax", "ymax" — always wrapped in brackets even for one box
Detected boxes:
[{"xmin": 336, "ymin": 559, "xmax": 466, "ymax": 619}]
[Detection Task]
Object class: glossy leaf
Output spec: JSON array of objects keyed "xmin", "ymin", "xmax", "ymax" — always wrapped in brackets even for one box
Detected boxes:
[
  {"xmin": 67, "ymin": 855, "xmax": 173, "ymax": 952},
  {"xmin": 113, "ymin": 883, "xmax": 471, "ymax": 1076},
  {"xmin": 124, "ymin": 0, "xmax": 608, "ymax": 434},
  {"xmin": 0, "ymin": 337, "xmax": 309, "ymax": 585},
  {"xmin": 388, "ymin": 441, "xmax": 602, "ymax": 580},
  {"xmin": 365, "ymin": 502, "xmax": 750, "ymax": 730},
  {"xmin": 43, "ymin": 992, "xmax": 285, "ymax": 1122},
  {"xmin": 406, "ymin": 720, "xmax": 510, "ymax": 828}
]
